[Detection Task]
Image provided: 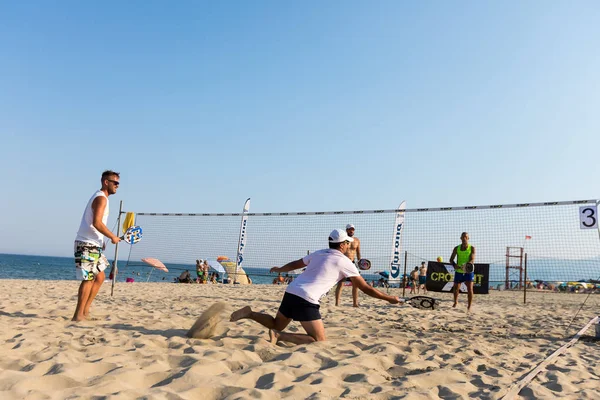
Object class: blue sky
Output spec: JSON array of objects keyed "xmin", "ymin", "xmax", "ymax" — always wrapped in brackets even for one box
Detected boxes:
[{"xmin": 1, "ymin": 1, "xmax": 599, "ymax": 257}]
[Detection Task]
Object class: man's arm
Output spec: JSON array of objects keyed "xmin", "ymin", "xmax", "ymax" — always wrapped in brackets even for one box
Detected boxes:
[
  {"xmin": 449, "ymin": 246, "xmax": 458, "ymax": 266},
  {"xmin": 92, "ymin": 196, "xmax": 120, "ymax": 244},
  {"xmin": 469, "ymin": 246, "xmax": 476, "ymax": 264},
  {"xmin": 356, "ymin": 238, "xmax": 361, "ymax": 261},
  {"xmin": 349, "ymin": 275, "xmax": 399, "ymax": 304},
  {"xmin": 270, "ymin": 258, "xmax": 306, "ymax": 274}
]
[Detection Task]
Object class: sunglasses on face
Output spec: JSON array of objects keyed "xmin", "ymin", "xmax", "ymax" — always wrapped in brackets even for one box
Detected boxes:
[{"xmin": 107, "ymin": 179, "xmax": 120, "ymax": 186}]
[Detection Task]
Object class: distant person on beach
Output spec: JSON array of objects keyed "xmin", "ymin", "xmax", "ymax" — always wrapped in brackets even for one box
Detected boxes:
[
  {"xmin": 419, "ymin": 261, "xmax": 427, "ymax": 293},
  {"xmin": 72, "ymin": 170, "xmax": 121, "ymax": 322},
  {"xmin": 449, "ymin": 232, "xmax": 476, "ymax": 311},
  {"xmin": 178, "ymin": 270, "xmax": 192, "ymax": 283},
  {"xmin": 202, "ymin": 260, "xmax": 209, "ymax": 283},
  {"xmin": 230, "ymin": 229, "xmax": 400, "ymax": 345},
  {"xmin": 273, "ymin": 273, "xmax": 284, "ymax": 285},
  {"xmin": 334, "ymin": 224, "xmax": 362, "ymax": 307},
  {"xmin": 196, "ymin": 259, "xmax": 204, "ymax": 283},
  {"xmin": 410, "ymin": 267, "xmax": 419, "ymax": 294}
]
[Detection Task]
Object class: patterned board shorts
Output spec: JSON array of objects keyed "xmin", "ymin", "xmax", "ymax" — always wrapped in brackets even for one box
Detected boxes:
[{"xmin": 74, "ymin": 241, "xmax": 109, "ymax": 281}]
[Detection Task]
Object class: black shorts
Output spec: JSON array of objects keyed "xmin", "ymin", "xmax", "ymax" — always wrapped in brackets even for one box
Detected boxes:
[{"xmin": 278, "ymin": 292, "xmax": 321, "ymax": 322}]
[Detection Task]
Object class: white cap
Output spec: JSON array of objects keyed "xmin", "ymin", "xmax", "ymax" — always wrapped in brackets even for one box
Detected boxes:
[
  {"xmin": 329, "ymin": 229, "xmax": 354, "ymax": 243},
  {"xmin": 346, "ymin": 224, "xmax": 355, "ymax": 230}
]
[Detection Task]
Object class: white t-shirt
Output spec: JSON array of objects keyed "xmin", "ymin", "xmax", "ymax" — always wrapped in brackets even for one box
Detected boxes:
[
  {"xmin": 75, "ymin": 190, "xmax": 109, "ymax": 247},
  {"xmin": 285, "ymin": 249, "xmax": 360, "ymax": 305}
]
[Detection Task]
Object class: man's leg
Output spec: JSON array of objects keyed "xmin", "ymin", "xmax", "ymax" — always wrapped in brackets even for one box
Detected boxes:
[
  {"xmin": 452, "ymin": 282, "xmax": 460, "ymax": 308},
  {"xmin": 72, "ymin": 280, "xmax": 94, "ymax": 321},
  {"xmin": 270, "ymin": 319, "xmax": 326, "ymax": 345},
  {"xmin": 335, "ymin": 280, "xmax": 344, "ymax": 306},
  {"xmin": 230, "ymin": 307, "xmax": 291, "ymax": 331},
  {"xmin": 351, "ymin": 283, "xmax": 359, "ymax": 307},
  {"xmin": 466, "ymin": 281, "xmax": 474, "ymax": 311},
  {"xmin": 83, "ymin": 271, "xmax": 106, "ymax": 318}
]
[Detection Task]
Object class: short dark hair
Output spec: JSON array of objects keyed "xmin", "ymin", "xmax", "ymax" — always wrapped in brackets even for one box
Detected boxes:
[
  {"xmin": 329, "ymin": 241, "xmax": 343, "ymax": 250},
  {"xmin": 101, "ymin": 170, "xmax": 120, "ymax": 180}
]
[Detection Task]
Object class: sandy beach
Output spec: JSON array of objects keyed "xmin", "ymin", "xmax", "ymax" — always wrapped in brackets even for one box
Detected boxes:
[{"xmin": 0, "ymin": 279, "xmax": 598, "ymax": 399}]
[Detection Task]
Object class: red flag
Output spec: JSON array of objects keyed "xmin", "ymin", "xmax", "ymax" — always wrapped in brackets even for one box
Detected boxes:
[{"xmin": 525, "ymin": 235, "xmax": 532, "ymax": 240}]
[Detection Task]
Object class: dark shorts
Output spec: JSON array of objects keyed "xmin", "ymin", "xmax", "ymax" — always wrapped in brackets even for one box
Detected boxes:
[
  {"xmin": 454, "ymin": 272, "xmax": 474, "ymax": 283},
  {"xmin": 419, "ymin": 276, "xmax": 426, "ymax": 285},
  {"xmin": 278, "ymin": 292, "xmax": 321, "ymax": 322}
]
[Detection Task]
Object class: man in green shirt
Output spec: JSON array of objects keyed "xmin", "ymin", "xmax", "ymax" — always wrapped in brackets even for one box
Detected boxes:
[{"xmin": 449, "ymin": 232, "xmax": 476, "ymax": 311}]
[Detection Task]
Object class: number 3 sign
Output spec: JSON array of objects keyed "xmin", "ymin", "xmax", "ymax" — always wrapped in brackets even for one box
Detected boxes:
[{"xmin": 579, "ymin": 205, "xmax": 598, "ymax": 229}]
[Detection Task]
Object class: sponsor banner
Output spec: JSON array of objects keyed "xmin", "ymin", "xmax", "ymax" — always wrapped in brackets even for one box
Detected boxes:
[
  {"xmin": 389, "ymin": 201, "xmax": 406, "ymax": 280},
  {"xmin": 236, "ymin": 198, "xmax": 251, "ymax": 270},
  {"xmin": 425, "ymin": 262, "xmax": 489, "ymax": 294}
]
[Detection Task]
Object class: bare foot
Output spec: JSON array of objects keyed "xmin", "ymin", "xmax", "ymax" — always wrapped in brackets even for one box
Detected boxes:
[
  {"xmin": 71, "ymin": 315, "xmax": 85, "ymax": 322},
  {"xmin": 452, "ymin": 303, "xmax": 457, "ymax": 308},
  {"xmin": 269, "ymin": 329, "xmax": 280, "ymax": 345},
  {"xmin": 353, "ymin": 303, "xmax": 360, "ymax": 308},
  {"xmin": 230, "ymin": 306, "xmax": 252, "ymax": 322}
]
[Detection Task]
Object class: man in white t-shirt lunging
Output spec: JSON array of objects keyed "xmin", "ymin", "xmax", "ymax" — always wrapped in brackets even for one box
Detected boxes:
[
  {"xmin": 230, "ymin": 229, "xmax": 400, "ymax": 345},
  {"xmin": 72, "ymin": 170, "xmax": 121, "ymax": 322}
]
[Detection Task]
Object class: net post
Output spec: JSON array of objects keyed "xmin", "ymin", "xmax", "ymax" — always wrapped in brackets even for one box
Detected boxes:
[
  {"xmin": 402, "ymin": 251, "xmax": 407, "ymax": 297},
  {"xmin": 111, "ymin": 200, "xmax": 124, "ymax": 297},
  {"xmin": 234, "ymin": 198, "xmax": 250, "ymax": 284},
  {"xmin": 523, "ymin": 253, "xmax": 528, "ymax": 304}
]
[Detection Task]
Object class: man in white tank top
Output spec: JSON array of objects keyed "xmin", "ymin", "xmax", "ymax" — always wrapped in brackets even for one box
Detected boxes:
[
  {"xmin": 72, "ymin": 170, "xmax": 121, "ymax": 322},
  {"xmin": 230, "ymin": 229, "xmax": 400, "ymax": 345}
]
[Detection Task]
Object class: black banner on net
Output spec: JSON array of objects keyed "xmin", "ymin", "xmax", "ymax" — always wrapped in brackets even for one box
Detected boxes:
[{"xmin": 425, "ymin": 262, "xmax": 490, "ymax": 294}]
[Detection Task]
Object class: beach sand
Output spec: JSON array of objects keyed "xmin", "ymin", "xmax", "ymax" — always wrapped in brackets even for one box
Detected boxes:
[{"xmin": 0, "ymin": 279, "xmax": 598, "ymax": 399}]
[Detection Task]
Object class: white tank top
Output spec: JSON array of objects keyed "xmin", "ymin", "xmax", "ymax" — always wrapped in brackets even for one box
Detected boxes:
[{"xmin": 75, "ymin": 190, "xmax": 109, "ymax": 247}]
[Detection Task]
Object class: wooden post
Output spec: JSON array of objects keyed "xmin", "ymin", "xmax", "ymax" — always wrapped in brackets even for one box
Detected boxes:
[
  {"xmin": 523, "ymin": 253, "xmax": 528, "ymax": 304},
  {"xmin": 402, "ymin": 251, "xmax": 408, "ymax": 298}
]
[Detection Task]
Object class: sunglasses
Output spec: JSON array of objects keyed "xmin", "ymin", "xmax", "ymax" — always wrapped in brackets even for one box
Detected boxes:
[{"xmin": 107, "ymin": 179, "xmax": 120, "ymax": 185}]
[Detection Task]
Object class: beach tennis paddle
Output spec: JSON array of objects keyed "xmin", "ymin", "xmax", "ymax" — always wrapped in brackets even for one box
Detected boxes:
[
  {"xmin": 121, "ymin": 225, "xmax": 142, "ymax": 244},
  {"xmin": 464, "ymin": 262, "xmax": 474, "ymax": 274},
  {"xmin": 401, "ymin": 296, "xmax": 439, "ymax": 310},
  {"xmin": 357, "ymin": 258, "xmax": 371, "ymax": 271}
]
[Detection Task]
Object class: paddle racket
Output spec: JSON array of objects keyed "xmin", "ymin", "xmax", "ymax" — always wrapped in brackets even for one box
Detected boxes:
[
  {"xmin": 121, "ymin": 225, "xmax": 143, "ymax": 244},
  {"xmin": 464, "ymin": 262, "xmax": 474, "ymax": 274},
  {"xmin": 357, "ymin": 258, "xmax": 371, "ymax": 271},
  {"xmin": 400, "ymin": 295, "xmax": 440, "ymax": 310}
]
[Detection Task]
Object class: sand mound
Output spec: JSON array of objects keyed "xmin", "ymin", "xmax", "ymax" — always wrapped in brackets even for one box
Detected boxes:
[{"xmin": 186, "ymin": 302, "xmax": 227, "ymax": 339}]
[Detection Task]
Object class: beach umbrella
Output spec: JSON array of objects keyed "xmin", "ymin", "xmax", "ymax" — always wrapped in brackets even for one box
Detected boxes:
[
  {"xmin": 378, "ymin": 271, "xmax": 390, "ymax": 279},
  {"xmin": 206, "ymin": 259, "xmax": 226, "ymax": 274},
  {"xmin": 141, "ymin": 258, "xmax": 169, "ymax": 272}
]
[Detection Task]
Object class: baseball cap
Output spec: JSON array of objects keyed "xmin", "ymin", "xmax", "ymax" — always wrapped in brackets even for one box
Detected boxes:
[
  {"xmin": 329, "ymin": 229, "xmax": 354, "ymax": 243},
  {"xmin": 346, "ymin": 224, "xmax": 355, "ymax": 230}
]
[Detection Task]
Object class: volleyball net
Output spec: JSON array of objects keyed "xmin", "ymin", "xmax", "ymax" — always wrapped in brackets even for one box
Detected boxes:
[{"xmin": 119, "ymin": 199, "xmax": 600, "ymax": 290}]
